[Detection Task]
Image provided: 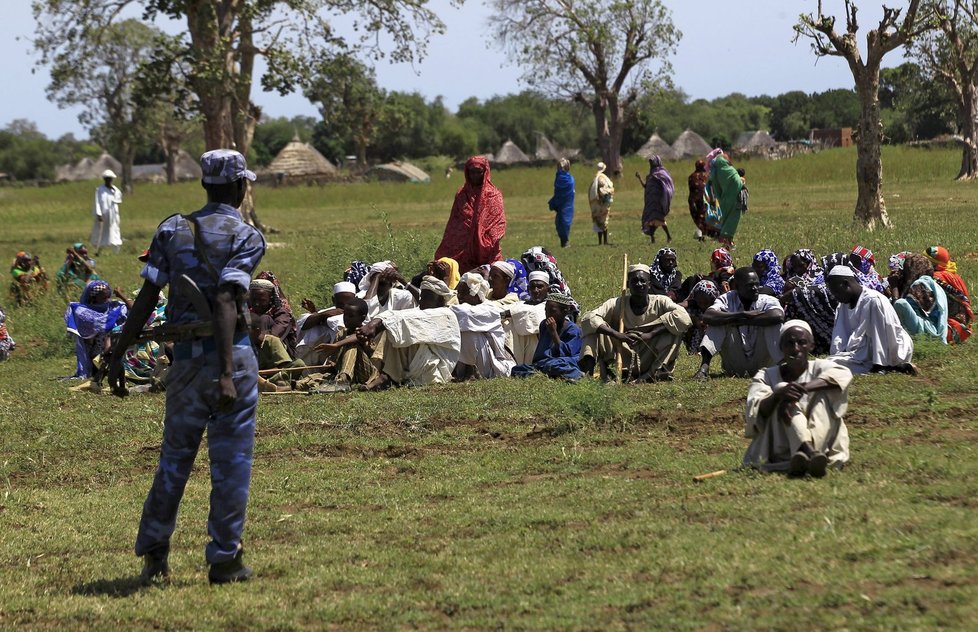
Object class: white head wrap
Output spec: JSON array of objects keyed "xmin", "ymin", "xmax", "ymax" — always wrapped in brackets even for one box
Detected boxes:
[
  {"xmin": 628, "ymin": 264, "xmax": 652, "ymax": 276},
  {"xmin": 420, "ymin": 275, "xmax": 456, "ymax": 298},
  {"xmin": 249, "ymin": 278, "xmax": 275, "ymax": 292},
  {"xmin": 490, "ymin": 260, "xmax": 516, "ymax": 280},
  {"xmin": 827, "ymin": 265, "xmax": 856, "ymax": 279},
  {"xmin": 333, "ymin": 281, "xmax": 357, "ymax": 295},
  {"xmin": 527, "ymin": 270, "xmax": 550, "ymax": 284},
  {"xmin": 596, "ymin": 162, "xmax": 606, "ymax": 174},
  {"xmin": 101, "ymin": 169, "xmax": 117, "ymax": 179},
  {"xmin": 780, "ymin": 319, "xmax": 813, "ymax": 339},
  {"xmin": 359, "ymin": 260, "xmax": 394, "ymax": 292},
  {"xmin": 459, "ymin": 272, "xmax": 490, "ymax": 301}
]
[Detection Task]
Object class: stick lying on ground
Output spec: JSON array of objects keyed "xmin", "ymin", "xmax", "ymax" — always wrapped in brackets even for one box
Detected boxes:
[{"xmin": 693, "ymin": 470, "xmax": 727, "ymax": 482}]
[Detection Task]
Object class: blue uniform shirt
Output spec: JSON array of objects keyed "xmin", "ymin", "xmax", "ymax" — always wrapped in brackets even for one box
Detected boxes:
[{"xmin": 142, "ymin": 203, "xmax": 265, "ymax": 325}]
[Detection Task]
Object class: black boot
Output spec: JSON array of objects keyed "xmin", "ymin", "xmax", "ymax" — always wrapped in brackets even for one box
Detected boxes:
[
  {"xmin": 139, "ymin": 546, "xmax": 169, "ymax": 584},
  {"xmin": 208, "ymin": 549, "xmax": 253, "ymax": 585}
]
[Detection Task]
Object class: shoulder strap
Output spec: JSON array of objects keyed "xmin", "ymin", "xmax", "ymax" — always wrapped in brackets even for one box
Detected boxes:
[{"xmin": 181, "ymin": 214, "xmax": 222, "ymax": 285}]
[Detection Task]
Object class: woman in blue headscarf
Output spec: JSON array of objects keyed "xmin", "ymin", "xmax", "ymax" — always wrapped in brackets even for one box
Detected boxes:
[
  {"xmin": 64, "ymin": 279, "xmax": 128, "ymax": 378},
  {"xmin": 548, "ymin": 158, "xmax": 576, "ymax": 248}
]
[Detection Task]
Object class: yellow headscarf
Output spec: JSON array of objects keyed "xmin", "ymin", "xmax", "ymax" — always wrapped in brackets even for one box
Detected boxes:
[{"xmin": 437, "ymin": 257, "xmax": 461, "ymax": 290}]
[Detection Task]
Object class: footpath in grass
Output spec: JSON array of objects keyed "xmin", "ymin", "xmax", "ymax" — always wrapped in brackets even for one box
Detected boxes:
[{"xmin": 2, "ymin": 148, "xmax": 978, "ymax": 627}]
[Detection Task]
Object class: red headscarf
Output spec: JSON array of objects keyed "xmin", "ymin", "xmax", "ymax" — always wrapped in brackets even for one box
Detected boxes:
[
  {"xmin": 435, "ymin": 156, "xmax": 506, "ymax": 273},
  {"xmin": 926, "ymin": 245, "xmax": 969, "ymax": 298}
]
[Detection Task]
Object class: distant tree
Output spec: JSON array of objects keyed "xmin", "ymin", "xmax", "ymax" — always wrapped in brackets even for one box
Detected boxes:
[
  {"xmin": 0, "ymin": 120, "xmax": 62, "ymax": 181},
  {"xmin": 795, "ymin": 0, "xmax": 932, "ymax": 230},
  {"xmin": 33, "ymin": 0, "xmax": 447, "ymax": 226},
  {"xmin": 305, "ymin": 55, "xmax": 385, "ymax": 170},
  {"xmin": 879, "ymin": 62, "xmax": 955, "ymax": 143},
  {"xmin": 43, "ymin": 19, "xmax": 162, "ymax": 192},
  {"xmin": 490, "ymin": 0, "xmax": 680, "ymax": 176},
  {"xmin": 457, "ymin": 92, "xmax": 592, "ymax": 157},
  {"xmin": 810, "ymin": 89, "xmax": 862, "ymax": 130},
  {"xmin": 910, "ymin": 0, "xmax": 978, "ymax": 178},
  {"xmin": 769, "ymin": 91, "xmax": 813, "ymax": 140}
]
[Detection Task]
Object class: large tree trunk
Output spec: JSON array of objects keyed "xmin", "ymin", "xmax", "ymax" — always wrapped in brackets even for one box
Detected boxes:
[
  {"xmin": 957, "ymin": 85, "xmax": 978, "ymax": 180},
  {"xmin": 591, "ymin": 97, "xmax": 616, "ymax": 176},
  {"xmin": 606, "ymin": 95, "xmax": 625, "ymax": 177},
  {"xmin": 120, "ymin": 140, "xmax": 135, "ymax": 195},
  {"xmin": 853, "ymin": 71, "xmax": 890, "ymax": 230}
]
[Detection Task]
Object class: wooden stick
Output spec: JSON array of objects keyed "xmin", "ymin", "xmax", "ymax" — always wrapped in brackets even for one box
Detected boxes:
[
  {"xmin": 258, "ymin": 362, "xmax": 335, "ymax": 376},
  {"xmin": 693, "ymin": 470, "xmax": 727, "ymax": 482},
  {"xmin": 615, "ymin": 253, "xmax": 628, "ymax": 382}
]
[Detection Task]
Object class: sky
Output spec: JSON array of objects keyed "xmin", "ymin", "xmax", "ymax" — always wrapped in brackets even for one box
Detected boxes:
[{"xmin": 1, "ymin": 1, "xmax": 916, "ymax": 139}]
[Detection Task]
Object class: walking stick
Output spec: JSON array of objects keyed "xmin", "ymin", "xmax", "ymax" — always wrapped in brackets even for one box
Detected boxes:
[{"xmin": 615, "ymin": 253, "xmax": 628, "ymax": 382}]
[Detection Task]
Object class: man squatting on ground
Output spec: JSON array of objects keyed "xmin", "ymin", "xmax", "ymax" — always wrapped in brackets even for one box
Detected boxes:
[
  {"xmin": 744, "ymin": 319, "xmax": 851, "ymax": 476},
  {"xmin": 109, "ymin": 149, "xmax": 265, "ymax": 584}
]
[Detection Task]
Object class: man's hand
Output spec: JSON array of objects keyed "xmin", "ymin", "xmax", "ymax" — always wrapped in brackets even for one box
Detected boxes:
[
  {"xmin": 217, "ymin": 373, "xmax": 237, "ymax": 411},
  {"xmin": 301, "ymin": 298, "xmax": 316, "ymax": 313},
  {"xmin": 314, "ymin": 342, "xmax": 340, "ymax": 355},
  {"xmin": 774, "ymin": 382, "xmax": 807, "ymax": 403},
  {"xmin": 545, "ymin": 316, "xmax": 559, "ymax": 340},
  {"xmin": 356, "ymin": 319, "xmax": 381, "ymax": 343}
]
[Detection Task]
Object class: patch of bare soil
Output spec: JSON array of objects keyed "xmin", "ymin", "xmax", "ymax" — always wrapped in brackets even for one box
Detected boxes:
[{"xmin": 289, "ymin": 443, "xmax": 420, "ymax": 459}]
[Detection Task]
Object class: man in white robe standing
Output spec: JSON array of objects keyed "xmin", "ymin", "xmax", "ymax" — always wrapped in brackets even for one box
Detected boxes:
[
  {"xmin": 91, "ymin": 169, "xmax": 123, "ymax": 255},
  {"xmin": 825, "ymin": 265, "xmax": 915, "ymax": 375},
  {"xmin": 744, "ymin": 320, "xmax": 851, "ymax": 476},
  {"xmin": 694, "ymin": 266, "xmax": 784, "ymax": 379},
  {"xmin": 357, "ymin": 276, "xmax": 460, "ymax": 388}
]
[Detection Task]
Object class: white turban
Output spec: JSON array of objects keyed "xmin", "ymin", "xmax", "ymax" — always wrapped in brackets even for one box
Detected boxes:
[
  {"xmin": 490, "ymin": 260, "xmax": 516, "ymax": 280},
  {"xmin": 333, "ymin": 281, "xmax": 357, "ymax": 295},
  {"xmin": 459, "ymin": 271, "xmax": 490, "ymax": 301},
  {"xmin": 628, "ymin": 264, "xmax": 652, "ymax": 275},
  {"xmin": 420, "ymin": 275, "xmax": 456, "ymax": 297},
  {"xmin": 780, "ymin": 319, "xmax": 813, "ymax": 339},
  {"xmin": 827, "ymin": 265, "xmax": 856, "ymax": 279},
  {"xmin": 528, "ymin": 271, "xmax": 550, "ymax": 284},
  {"xmin": 359, "ymin": 260, "xmax": 394, "ymax": 292}
]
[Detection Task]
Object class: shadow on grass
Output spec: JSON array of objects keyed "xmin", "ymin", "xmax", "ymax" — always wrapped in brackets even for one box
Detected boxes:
[{"xmin": 71, "ymin": 576, "xmax": 156, "ymax": 598}]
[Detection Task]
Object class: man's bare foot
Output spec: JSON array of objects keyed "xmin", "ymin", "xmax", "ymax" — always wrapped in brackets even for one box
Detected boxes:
[{"xmin": 364, "ymin": 373, "xmax": 392, "ymax": 391}]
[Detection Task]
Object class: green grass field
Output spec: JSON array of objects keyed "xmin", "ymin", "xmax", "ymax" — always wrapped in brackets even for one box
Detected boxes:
[{"xmin": 2, "ymin": 147, "xmax": 978, "ymax": 629}]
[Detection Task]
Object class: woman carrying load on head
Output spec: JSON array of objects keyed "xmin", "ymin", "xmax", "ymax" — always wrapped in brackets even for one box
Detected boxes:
[
  {"xmin": 435, "ymin": 156, "xmax": 507, "ymax": 274},
  {"xmin": 589, "ymin": 161, "xmax": 614, "ymax": 245}
]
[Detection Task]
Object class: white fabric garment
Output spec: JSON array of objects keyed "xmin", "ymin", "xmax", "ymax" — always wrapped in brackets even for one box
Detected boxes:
[
  {"xmin": 503, "ymin": 302, "xmax": 547, "ymax": 365},
  {"xmin": 378, "ymin": 307, "xmax": 460, "ymax": 385},
  {"xmin": 91, "ymin": 184, "xmax": 122, "ymax": 248},
  {"xmin": 828, "ymin": 288, "xmax": 913, "ymax": 374},
  {"xmin": 744, "ymin": 358, "xmax": 852, "ymax": 471},
  {"xmin": 700, "ymin": 291, "xmax": 783, "ymax": 376},
  {"xmin": 359, "ymin": 287, "xmax": 416, "ymax": 319},
  {"xmin": 450, "ymin": 302, "xmax": 515, "ymax": 378},
  {"xmin": 294, "ymin": 312, "xmax": 344, "ymax": 365}
]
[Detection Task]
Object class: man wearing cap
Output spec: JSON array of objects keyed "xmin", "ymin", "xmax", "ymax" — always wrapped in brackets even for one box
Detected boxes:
[
  {"xmin": 294, "ymin": 281, "xmax": 358, "ymax": 366},
  {"xmin": 91, "ymin": 169, "xmax": 123, "ymax": 255},
  {"xmin": 580, "ymin": 264, "xmax": 692, "ymax": 382},
  {"xmin": 826, "ymin": 264, "xmax": 915, "ymax": 374},
  {"xmin": 356, "ymin": 275, "xmax": 461, "ymax": 389},
  {"xmin": 108, "ymin": 149, "xmax": 264, "ymax": 584},
  {"xmin": 694, "ymin": 266, "xmax": 784, "ymax": 380},
  {"xmin": 55, "ymin": 243, "xmax": 100, "ymax": 296},
  {"xmin": 744, "ymin": 320, "xmax": 852, "ymax": 476},
  {"xmin": 511, "ymin": 292, "xmax": 584, "ymax": 380},
  {"xmin": 500, "ymin": 270, "xmax": 550, "ymax": 365}
]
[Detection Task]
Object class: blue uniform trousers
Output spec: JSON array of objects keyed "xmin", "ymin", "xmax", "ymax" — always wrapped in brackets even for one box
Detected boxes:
[{"xmin": 135, "ymin": 341, "xmax": 258, "ymax": 564}]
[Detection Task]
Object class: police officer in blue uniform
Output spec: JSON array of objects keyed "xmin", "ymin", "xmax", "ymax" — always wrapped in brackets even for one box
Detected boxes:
[{"xmin": 109, "ymin": 149, "xmax": 265, "ymax": 584}]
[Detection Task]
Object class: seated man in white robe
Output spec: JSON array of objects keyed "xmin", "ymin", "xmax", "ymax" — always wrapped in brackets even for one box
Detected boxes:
[
  {"xmin": 580, "ymin": 264, "xmax": 691, "ymax": 382},
  {"xmin": 825, "ymin": 265, "xmax": 915, "ymax": 375},
  {"xmin": 501, "ymin": 270, "xmax": 550, "ymax": 365},
  {"xmin": 745, "ymin": 320, "xmax": 851, "ymax": 477},
  {"xmin": 358, "ymin": 261, "xmax": 418, "ymax": 318},
  {"xmin": 694, "ymin": 267, "xmax": 784, "ymax": 380},
  {"xmin": 451, "ymin": 271, "xmax": 515, "ymax": 379},
  {"xmin": 294, "ymin": 281, "xmax": 357, "ymax": 366},
  {"xmin": 486, "ymin": 260, "xmax": 520, "ymax": 306},
  {"xmin": 356, "ymin": 276, "xmax": 460, "ymax": 389}
]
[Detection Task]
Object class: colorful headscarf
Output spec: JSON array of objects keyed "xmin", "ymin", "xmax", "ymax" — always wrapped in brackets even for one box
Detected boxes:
[
  {"xmin": 685, "ymin": 280, "xmax": 721, "ymax": 354},
  {"xmin": 783, "ymin": 249, "xmax": 822, "ymax": 283},
  {"xmin": 711, "ymin": 248, "xmax": 733, "ymax": 271},
  {"xmin": 752, "ymin": 249, "xmax": 784, "ymax": 295},
  {"xmin": 505, "ymin": 258, "xmax": 529, "ymax": 300},
  {"xmin": 888, "ymin": 251, "xmax": 914, "ymax": 273},
  {"xmin": 521, "ymin": 246, "xmax": 571, "ymax": 295},
  {"xmin": 344, "ymin": 260, "xmax": 370, "ymax": 288},
  {"xmin": 924, "ymin": 245, "xmax": 969, "ymax": 298},
  {"xmin": 850, "ymin": 246, "xmax": 886, "ymax": 293},
  {"xmin": 434, "ymin": 156, "xmax": 506, "ymax": 273},
  {"xmin": 436, "ymin": 257, "xmax": 461, "ymax": 290},
  {"xmin": 650, "ymin": 247, "xmax": 680, "ymax": 291},
  {"xmin": 256, "ymin": 270, "xmax": 291, "ymax": 311}
]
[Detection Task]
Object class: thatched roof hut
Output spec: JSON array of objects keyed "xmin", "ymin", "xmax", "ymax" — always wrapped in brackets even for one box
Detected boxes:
[
  {"xmin": 671, "ymin": 129, "xmax": 712, "ymax": 159},
  {"xmin": 493, "ymin": 139, "xmax": 531, "ymax": 165},
  {"xmin": 636, "ymin": 133, "xmax": 677, "ymax": 160},
  {"xmin": 132, "ymin": 150, "xmax": 203, "ymax": 183},
  {"xmin": 55, "ymin": 152, "xmax": 123, "ymax": 182},
  {"xmin": 534, "ymin": 134, "xmax": 581, "ymax": 162},
  {"xmin": 735, "ymin": 130, "xmax": 777, "ymax": 153},
  {"xmin": 367, "ymin": 161, "xmax": 431, "ymax": 183},
  {"xmin": 263, "ymin": 136, "xmax": 338, "ymax": 181}
]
